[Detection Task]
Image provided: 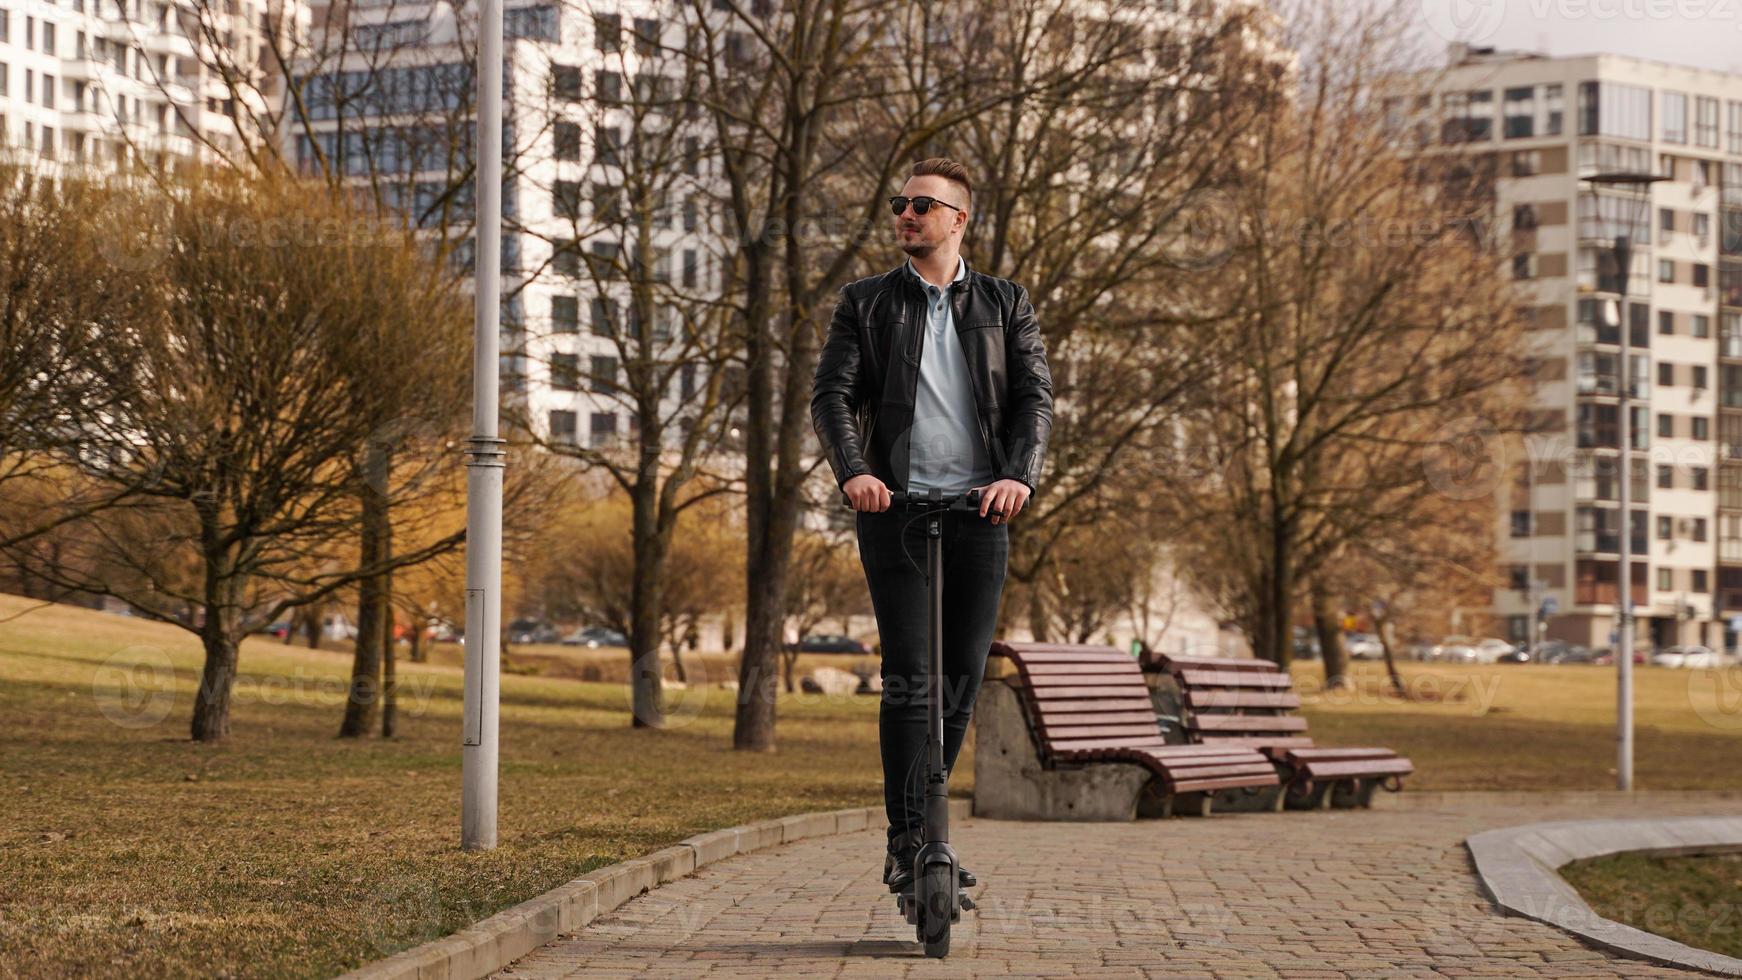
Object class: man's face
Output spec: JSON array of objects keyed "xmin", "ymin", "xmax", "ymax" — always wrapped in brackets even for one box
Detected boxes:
[{"xmin": 894, "ymin": 175, "xmax": 967, "ymax": 258}]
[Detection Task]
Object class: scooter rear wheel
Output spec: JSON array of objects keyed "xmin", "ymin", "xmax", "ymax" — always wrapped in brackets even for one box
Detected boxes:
[{"xmin": 917, "ymin": 865, "xmax": 953, "ymax": 957}]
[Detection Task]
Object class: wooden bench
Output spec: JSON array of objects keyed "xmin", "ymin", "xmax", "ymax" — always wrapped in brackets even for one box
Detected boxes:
[
  {"xmin": 989, "ymin": 642, "xmax": 1279, "ymax": 816},
  {"xmin": 1146, "ymin": 653, "xmax": 1413, "ymax": 809}
]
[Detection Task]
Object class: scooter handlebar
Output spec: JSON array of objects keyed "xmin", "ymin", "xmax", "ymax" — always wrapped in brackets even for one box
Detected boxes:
[{"xmin": 840, "ymin": 488, "xmax": 991, "ymax": 514}]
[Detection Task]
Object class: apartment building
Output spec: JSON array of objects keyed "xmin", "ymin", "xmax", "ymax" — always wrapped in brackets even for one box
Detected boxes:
[
  {"xmin": 288, "ymin": 0, "xmax": 723, "ymax": 452},
  {"xmin": 0, "ymin": 0, "xmax": 303, "ymax": 167},
  {"xmin": 1406, "ymin": 45, "xmax": 1742, "ymax": 654}
]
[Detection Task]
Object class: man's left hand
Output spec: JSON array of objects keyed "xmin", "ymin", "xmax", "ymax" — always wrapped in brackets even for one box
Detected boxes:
[{"xmin": 975, "ymin": 479, "xmax": 1031, "ymax": 526}]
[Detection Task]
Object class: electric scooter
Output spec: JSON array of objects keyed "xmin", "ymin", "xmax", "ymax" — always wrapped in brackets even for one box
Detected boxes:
[{"xmin": 842, "ymin": 486, "xmax": 993, "ymax": 958}]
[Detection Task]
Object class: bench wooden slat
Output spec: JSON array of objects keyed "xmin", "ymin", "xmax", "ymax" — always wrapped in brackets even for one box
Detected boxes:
[
  {"xmin": 1033, "ymin": 710, "xmax": 1160, "ymax": 727},
  {"xmin": 1021, "ymin": 666, "xmax": 1145, "ymax": 679},
  {"xmin": 1289, "ymin": 757, "xmax": 1414, "ymax": 779},
  {"xmin": 1184, "ymin": 689, "xmax": 1302, "ymax": 710},
  {"xmin": 1188, "ymin": 714, "xmax": 1310, "ymax": 733},
  {"xmin": 1030, "ymin": 696, "xmax": 1155, "ymax": 713},
  {"xmin": 1030, "ymin": 684, "xmax": 1152, "ymax": 699},
  {"xmin": 1160, "ymin": 655, "xmax": 1280, "ymax": 672},
  {"xmin": 1024, "ymin": 673, "xmax": 1147, "ymax": 688},
  {"xmin": 1173, "ymin": 669, "xmax": 1294, "ymax": 689},
  {"xmin": 1284, "ymin": 747, "xmax": 1402, "ymax": 762},
  {"xmin": 1044, "ymin": 723, "xmax": 1166, "ymax": 739}
]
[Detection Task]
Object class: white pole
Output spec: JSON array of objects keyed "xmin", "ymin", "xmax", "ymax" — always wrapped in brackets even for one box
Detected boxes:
[
  {"xmin": 463, "ymin": 0, "xmax": 506, "ymax": 851},
  {"xmin": 1616, "ymin": 243, "xmax": 1634, "ymax": 793}
]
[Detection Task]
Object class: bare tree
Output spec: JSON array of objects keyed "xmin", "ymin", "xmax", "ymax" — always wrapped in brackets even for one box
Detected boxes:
[
  {"xmin": 1157, "ymin": 1, "xmax": 1529, "ymax": 667},
  {"xmin": 2, "ymin": 172, "xmax": 470, "ymax": 741}
]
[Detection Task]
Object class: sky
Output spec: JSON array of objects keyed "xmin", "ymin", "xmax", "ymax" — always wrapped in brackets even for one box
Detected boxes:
[{"xmin": 1411, "ymin": 0, "xmax": 1742, "ymax": 74}]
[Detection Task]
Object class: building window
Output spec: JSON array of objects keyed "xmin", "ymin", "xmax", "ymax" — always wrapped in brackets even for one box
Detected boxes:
[
  {"xmin": 1694, "ymin": 416, "xmax": 1710, "ymax": 440},
  {"xmin": 1660, "ymin": 310, "xmax": 1675, "ymax": 335},
  {"xmin": 1659, "ymin": 413, "xmax": 1674, "ymax": 438},
  {"xmin": 1697, "ymin": 96, "xmax": 1720, "ymax": 148},
  {"xmin": 551, "ymin": 64, "xmax": 582, "ymax": 101},
  {"xmin": 590, "ymin": 355, "xmax": 618, "ymax": 393},
  {"xmin": 553, "ymin": 180, "xmax": 581, "ymax": 220},
  {"xmin": 1694, "ymin": 313, "xmax": 1712, "ymax": 338},
  {"xmin": 1695, "ymin": 365, "xmax": 1709, "ymax": 389},
  {"xmin": 504, "ymin": 5, "xmax": 558, "ymax": 41},
  {"xmin": 593, "ymin": 13, "xmax": 621, "ymax": 52},
  {"xmin": 1659, "ymin": 361, "xmax": 1673, "ymax": 387},
  {"xmin": 1509, "ymin": 565, "xmax": 1530, "ymax": 590},
  {"xmin": 1514, "ymin": 203, "xmax": 1538, "ymax": 229},
  {"xmin": 593, "ymin": 125, "xmax": 622, "ymax": 167},
  {"xmin": 552, "ymin": 295, "xmax": 579, "ymax": 333},
  {"xmin": 590, "ymin": 412, "xmax": 618, "ymax": 447},
  {"xmin": 1695, "ymin": 517, "xmax": 1709, "ymax": 542},
  {"xmin": 591, "ymin": 297, "xmax": 617, "ymax": 336},
  {"xmin": 1664, "ymin": 91, "xmax": 1688, "ymax": 144},
  {"xmin": 1658, "ymin": 568, "xmax": 1673, "ymax": 591},
  {"xmin": 594, "ymin": 69, "xmax": 621, "ymax": 103},
  {"xmin": 551, "ymin": 352, "xmax": 580, "ymax": 391},
  {"xmin": 1442, "ymin": 89, "xmax": 1493, "ymax": 142},
  {"xmin": 682, "ymin": 249, "xmax": 698, "ymax": 288},
  {"xmin": 1695, "ymin": 263, "xmax": 1711, "ymax": 288},
  {"xmin": 1659, "ymin": 259, "xmax": 1675, "ymax": 284},
  {"xmin": 1694, "ymin": 569, "xmax": 1709, "ymax": 592},
  {"xmin": 1695, "ymin": 466, "xmax": 1710, "ymax": 490},
  {"xmin": 1511, "ymin": 510, "xmax": 1532, "ymax": 537},
  {"xmin": 632, "ymin": 17, "xmax": 659, "ymax": 56},
  {"xmin": 1543, "ymin": 83, "xmax": 1564, "ymax": 136},
  {"xmin": 1513, "ymin": 253, "xmax": 1535, "ymax": 279},
  {"xmin": 1658, "ymin": 464, "xmax": 1673, "ymax": 489},
  {"xmin": 1658, "ymin": 515, "xmax": 1672, "ymax": 539},
  {"xmin": 554, "ymin": 122, "xmax": 580, "ymax": 161},
  {"xmin": 1504, "ymin": 86, "xmax": 1535, "ymax": 139},
  {"xmin": 1729, "ymin": 100, "xmax": 1742, "ymax": 155},
  {"xmin": 548, "ymin": 409, "xmax": 578, "ymax": 445},
  {"xmin": 1579, "ymin": 81, "xmax": 1651, "ymax": 140}
]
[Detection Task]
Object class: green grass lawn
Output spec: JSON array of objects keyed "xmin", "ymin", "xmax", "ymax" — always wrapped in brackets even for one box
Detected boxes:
[
  {"xmin": 2, "ymin": 594, "xmax": 1740, "ymax": 977},
  {"xmin": 1562, "ymin": 850, "xmax": 1742, "ymax": 959}
]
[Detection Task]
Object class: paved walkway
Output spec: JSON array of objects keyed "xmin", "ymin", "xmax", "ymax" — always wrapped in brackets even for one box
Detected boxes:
[{"xmin": 495, "ymin": 795, "xmax": 1740, "ymax": 978}]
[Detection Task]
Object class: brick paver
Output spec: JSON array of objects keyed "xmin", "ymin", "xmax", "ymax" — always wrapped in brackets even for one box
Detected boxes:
[{"xmin": 495, "ymin": 796, "xmax": 1737, "ymax": 977}]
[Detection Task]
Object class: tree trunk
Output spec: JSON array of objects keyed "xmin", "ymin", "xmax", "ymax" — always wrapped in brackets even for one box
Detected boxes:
[
  {"xmin": 303, "ymin": 606, "xmax": 322, "ymax": 649},
  {"xmin": 340, "ymin": 444, "xmax": 390, "ymax": 738},
  {"xmin": 783, "ymin": 648, "xmax": 798, "ymax": 694},
  {"xmin": 408, "ymin": 622, "xmax": 425, "ymax": 664},
  {"xmin": 628, "ymin": 481, "xmax": 669, "ymax": 728},
  {"xmin": 1377, "ymin": 614, "xmax": 1406, "ymax": 697},
  {"xmin": 1311, "ymin": 578, "xmax": 1349, "ymax": 690},
  {"xmin": 381, "ymin": 571, "xmax": 397, "ymax": 737},
  {"xmin": 191, "ymin": 625, "xmax": 241, "ymax": 742},
  {"xmin": 190, "ymin": 525, "xmax": 244, "ymax": 742}
]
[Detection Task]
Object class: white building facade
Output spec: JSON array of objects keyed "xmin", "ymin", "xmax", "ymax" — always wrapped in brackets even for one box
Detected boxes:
[{"xmin": 1412, "ymin": 45, "xmax": 1742, "ymax": 654}]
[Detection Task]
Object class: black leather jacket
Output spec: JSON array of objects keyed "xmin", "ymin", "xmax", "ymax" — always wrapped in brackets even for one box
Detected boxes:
[{"xmin": 810, "ymin": 256, "xmax": 1054, "ymax": 495}]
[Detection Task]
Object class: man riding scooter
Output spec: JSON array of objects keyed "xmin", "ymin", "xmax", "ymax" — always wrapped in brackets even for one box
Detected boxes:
[{"xmin": 809, "ymin": 156, "xmax": 1055, "ymax": 895}]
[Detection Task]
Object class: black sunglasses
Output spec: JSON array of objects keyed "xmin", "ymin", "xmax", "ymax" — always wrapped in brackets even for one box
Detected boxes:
[{"xmin": 890, "ymin": 195, "xmax": 963, "ymax": 217}]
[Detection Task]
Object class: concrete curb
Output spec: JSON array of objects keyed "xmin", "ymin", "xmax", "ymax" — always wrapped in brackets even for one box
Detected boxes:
[
  {"xmin": 335, "ymin": 799, "xmax": 971, "ymax": 980},
  {"xmin": 1466, "ymin": 815, "xmax": 1742, "ymax": 977},
  {"xmin": 1374, "ymin": 787, "xmax": 1742, "ymax": 810}
]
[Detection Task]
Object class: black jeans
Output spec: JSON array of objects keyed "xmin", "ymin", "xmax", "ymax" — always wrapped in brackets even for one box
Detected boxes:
[{"xmin": 855, "ymin": 506, "xmax": 1009, "ymax": 848}]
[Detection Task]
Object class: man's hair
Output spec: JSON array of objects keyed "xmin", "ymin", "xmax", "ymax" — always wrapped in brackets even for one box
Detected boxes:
[{"xmin": 910, "ymin": 157, "xmax": 972, "ymax": 210}]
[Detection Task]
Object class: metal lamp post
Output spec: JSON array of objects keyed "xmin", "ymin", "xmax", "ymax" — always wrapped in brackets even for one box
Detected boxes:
[
  {"xmin": 1580, "ymin": 170, "xmax": 1666, "ymax": 793},
  {"xmin": 462, "ymin": 0, "xmax": 506, "ymax": 851}
]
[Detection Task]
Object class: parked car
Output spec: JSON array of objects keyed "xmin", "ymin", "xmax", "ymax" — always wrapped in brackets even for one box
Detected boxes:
[
  {"xmin": 251, "ymin": 621, "xmax": 293, "ymax": 640},
  {"xmin": 1344, "ymin": 632, "xmax": 1384, "ymax": 660},
  {"xmin": 1497, "ymin": 646, "xmax": 1531, "ymax": 663},
  {"xmin": 1291, "ymin": 626, "xmax": 1321, "ymax": 661},
  {"xmin": 562, "ymin": 626, "xmax": 628, "ymax": 649},
  {"xmin": 1591, "ymin": 648, "xmax": 1649, "ymax": 666},
  {"xmin": 1536, "ymin": 640, "xmax": 1594, "ymax": 664},
  {"xmin": 1429, "ymin": 635, "xmax": 1477, "ymax": 662},
  {"xmin": 508, "ymin": 619, "xmax": 561, "ymax": 644},
  {"xmin": 786, "ymin": 634, "xmax": 872, "ymax": 655},
  {"xmin": 1652, "ymin": 645, "xmax": 1725, "ymax": 669}
]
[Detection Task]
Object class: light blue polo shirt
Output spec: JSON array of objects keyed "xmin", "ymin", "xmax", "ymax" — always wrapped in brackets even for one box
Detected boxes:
[{"xmin": 905, "ymin": 255, "xmax": 993, "ymax": 493}]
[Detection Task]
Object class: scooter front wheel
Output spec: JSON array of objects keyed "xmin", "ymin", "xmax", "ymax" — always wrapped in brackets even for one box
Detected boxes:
[{"xmin": 917, "ymin": 865, "xmax": 953, "ymax": 957}]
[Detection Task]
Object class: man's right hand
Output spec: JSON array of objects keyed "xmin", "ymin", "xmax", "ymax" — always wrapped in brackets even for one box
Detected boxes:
[{"xmin": 843, "ymin": 474, "xmax": 893, "ymax": 512}]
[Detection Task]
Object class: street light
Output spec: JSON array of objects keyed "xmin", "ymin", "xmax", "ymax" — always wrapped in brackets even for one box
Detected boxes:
[
  {"xmin": 1579, "ymin": 169, "xmax": 1666, "ymax": 793},
  {"xmin": 462, "ymin": 0, "xmax": 506, "ymax": 850}
]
